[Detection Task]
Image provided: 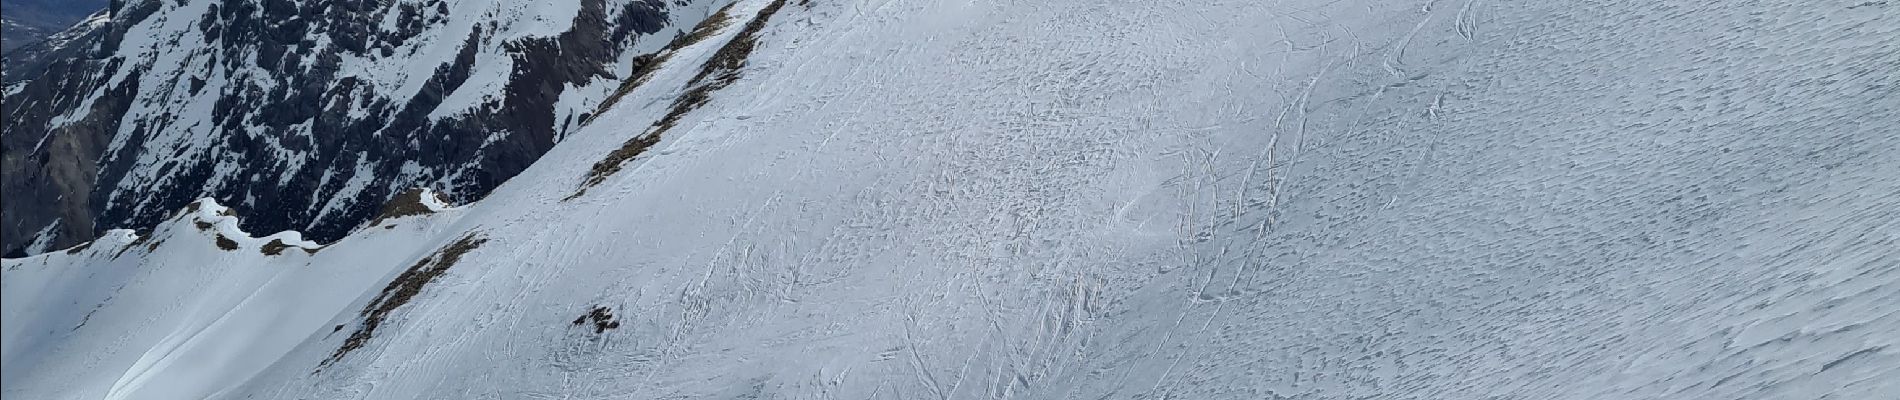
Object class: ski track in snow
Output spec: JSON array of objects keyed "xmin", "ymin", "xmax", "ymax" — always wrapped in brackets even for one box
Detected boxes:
[{"xmin": 5, "ymin": 0, "xmax": 1899, "ymax": 399}]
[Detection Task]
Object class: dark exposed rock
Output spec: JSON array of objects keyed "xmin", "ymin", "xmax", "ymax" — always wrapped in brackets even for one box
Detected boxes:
[
  {"xmin": 259, "ymin": 238, "xmax": 291, "ymax": 255},
  {"xmin": 2, "ymin": 0, "xmax": 702, "ymax": 256},
  {"xmin": 367, "ymin": 188, "xmax": 443, "ymax": 227},
  {"xmin": 213, "ymin": 234, "xmax": 238, "ymax": 250},
  {"xmin": 573, "ymin": 305, "xmax": 622, "ymax": 334},
  {"xmin": 1, "ymin": 22, "xmax": 133, "ymax": 258}
]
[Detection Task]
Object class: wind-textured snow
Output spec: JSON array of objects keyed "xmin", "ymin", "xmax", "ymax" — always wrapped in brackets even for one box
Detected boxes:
[{"xmin": 5, "ymin": 0, "xmax": 1897, "ymax": 399}]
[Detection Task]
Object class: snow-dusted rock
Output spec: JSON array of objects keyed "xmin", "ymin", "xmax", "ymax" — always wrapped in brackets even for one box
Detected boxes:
[{"xmin": 0, "ymin": 0, "xmax": 734, "ymax": 256}]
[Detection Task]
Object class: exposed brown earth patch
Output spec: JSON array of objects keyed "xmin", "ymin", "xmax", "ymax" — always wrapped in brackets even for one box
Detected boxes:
[
  {"xmin": 366, "ymin": 189, "xmax": 443, "ymax": 227},
  {"xmin": 569, "ymin": 0, "xmax": 788, "ymax": 200},
  {"xmin": 322, "ymin": 232, "xmax": 487, "ymax": 368},
  {"xmin": 582, "ymin": 4, "xmax": 737, "ymax": 127},
  {"xmin": 260, "ymin": 239, "xmax": 293, "ymax": 256},
  {"xmin": 214, "ymin": 235, "xmax": 239, "ymax": 251}
]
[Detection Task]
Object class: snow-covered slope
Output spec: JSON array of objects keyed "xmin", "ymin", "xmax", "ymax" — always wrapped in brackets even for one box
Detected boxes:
[
  {"xmin": 6, "ymin": 0, "xmax": 1898, "ymax": 399},
  {"xmin": 0, "ymin": 0, "xmax": 733, "ymax": 256},
  {"xmin": 3, "ymin": 196, "xmax": 462, "ymax": 400}
]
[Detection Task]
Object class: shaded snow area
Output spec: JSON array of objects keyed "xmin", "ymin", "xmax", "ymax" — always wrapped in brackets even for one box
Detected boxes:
[{"xmin": 5, "ymin": 0, "xmax": 1897, "ymax": 399}]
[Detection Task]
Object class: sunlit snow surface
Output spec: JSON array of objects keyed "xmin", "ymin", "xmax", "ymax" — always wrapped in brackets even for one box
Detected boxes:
[{"xmin": 5, "ymin": 0, "xmax": 1897, "ymax": 399}]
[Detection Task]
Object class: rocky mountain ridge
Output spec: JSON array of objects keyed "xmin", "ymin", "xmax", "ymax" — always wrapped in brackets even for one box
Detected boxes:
[{"xmin": 1, "ymin": 0, "xmax": 730, "ymax": 256}]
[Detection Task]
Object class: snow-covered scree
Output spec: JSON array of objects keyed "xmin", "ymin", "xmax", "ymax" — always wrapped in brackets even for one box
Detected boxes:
[{"xmin": 5, "ymin": 0, "xmax": 1898, "ymax": 398}]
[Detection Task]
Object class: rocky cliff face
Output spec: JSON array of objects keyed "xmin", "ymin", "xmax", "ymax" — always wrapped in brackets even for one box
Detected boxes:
[
  {"xmin": 1, "ymin": 0, "xmax": 730, "ymax": 256},
  {"xmin": 0, "ymin": 0, "xmax": 107, "ymax": 52}
]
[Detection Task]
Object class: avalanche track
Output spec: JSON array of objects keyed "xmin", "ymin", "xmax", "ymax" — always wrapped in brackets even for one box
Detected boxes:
[{"xmin": 5, "ymin": 0, "xmax": 1897, "ymax": 399}]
